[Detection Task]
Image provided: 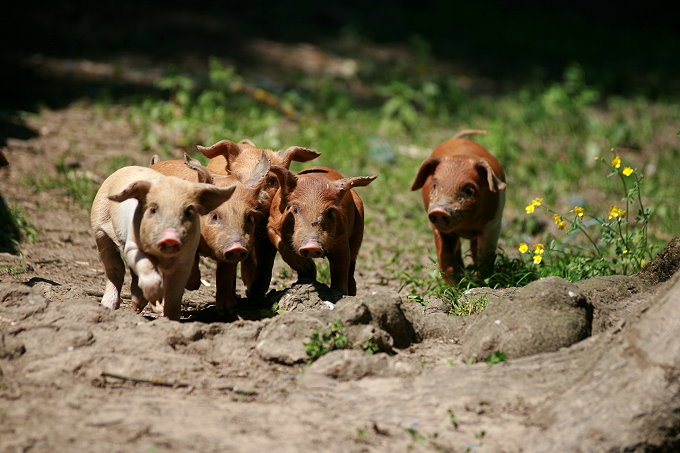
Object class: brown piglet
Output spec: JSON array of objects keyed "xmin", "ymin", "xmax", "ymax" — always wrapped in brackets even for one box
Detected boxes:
[
  {"xmin": 90, "ymin": 166, "xmax": 235, "ymax": 320},
  {"xmin": 197, "ymin": 138, "xmax": 321, "ymax": 300},
  {"xmin": 268, "ymin": 166, "xmax": 377, "ymax": 295},
  {"xmin": 411, "ymin": 130, "xmax": 506, "ymax": 284},
  {"xmin": 150, "ymin": 154, "xmax": 272, "ymax": 315}
]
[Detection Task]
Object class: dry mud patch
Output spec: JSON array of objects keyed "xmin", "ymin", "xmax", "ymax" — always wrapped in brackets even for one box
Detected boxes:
[{"xmin": 2, "ymin": 106, "xmax": 680, "ymax": 452}]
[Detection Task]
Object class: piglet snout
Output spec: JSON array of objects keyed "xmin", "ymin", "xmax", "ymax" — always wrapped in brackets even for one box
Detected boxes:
[
  {"xmin": 223, "ymin": 241, "xmax": 248, "ymax": 262},
  {"xmin": 428, "ymin": 206, "xmax": 458, "ymax": 229},
  {"xmin": 157, "ymin": 228, "xmax": 183, "ymax": 254},
  {"xmin": 299, "ymin": 240, "xmax": 324, "ymax": 258}
]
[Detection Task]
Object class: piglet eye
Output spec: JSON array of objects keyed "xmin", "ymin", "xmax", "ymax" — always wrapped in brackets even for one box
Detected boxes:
[
  {"xmin": 211, "ymin": 212, "xmax": 220, "ymax": 222},
  {"xmin": 324, "ymin": 209, "xmax": 334, "ymax": 221},
  {"xmin": 432, "ymin": 181, "xmax": 438, "ymax": 191},
  {"xmin": 148, "ymin": 204, "xmax": 158, "ymax": 215},
  {"xmin": 463, "ymin": 184, "xmax": 476, "ymax": 196},
  {"xmin": 291, "ymin": 206, "xmax": 300, "ymax": 215},
  {"xmin": 184, "ymin": 206, "xmax": 195, "ymax": 219}
]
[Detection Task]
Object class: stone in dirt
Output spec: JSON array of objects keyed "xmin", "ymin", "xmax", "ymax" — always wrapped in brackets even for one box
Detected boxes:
[{"xmin": 461, "ymin": 276, "xmax": 592, "ymax": 361}]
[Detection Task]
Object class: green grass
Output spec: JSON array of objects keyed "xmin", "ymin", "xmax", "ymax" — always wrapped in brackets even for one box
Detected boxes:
[
  {"xmin": 114, "ymin": 55, "xmax": 678, "ymax": 299},
  {"xmin": 26, "ymin": 157, "xmax": 99, "ymax": 209}
]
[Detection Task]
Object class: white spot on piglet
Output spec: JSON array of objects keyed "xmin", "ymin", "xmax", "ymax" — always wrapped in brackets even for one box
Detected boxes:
[{"xmin": 322, "ymin": 301, "xmax": 335, "ymax": 310}]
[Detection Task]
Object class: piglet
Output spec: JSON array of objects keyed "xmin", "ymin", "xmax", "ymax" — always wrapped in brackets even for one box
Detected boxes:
[
  {"xmin": 150, "ymin": 154, "xmax": 272, "ymax": 314},
  {"xmin": 90, "ymin": 166, "xmax": 235, "ymax": 320},
  {"xmin": 268, "ymin": 166, "xmax": 377, "ymax": 295},
  {"xmin": 197, "ymin": 138, "xmax": 321, "ymax": 300},
  {"xmin": 411, "ymin": 130, "xmax": 506, "ymax": 284}
]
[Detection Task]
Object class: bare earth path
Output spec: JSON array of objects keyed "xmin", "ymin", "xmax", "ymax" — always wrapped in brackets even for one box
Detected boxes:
[{"xmin": 1, "ymin": 105, "xmax": 679, "ymax": 452}]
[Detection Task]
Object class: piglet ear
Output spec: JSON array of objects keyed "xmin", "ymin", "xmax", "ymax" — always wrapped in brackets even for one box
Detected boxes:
[
  {"xmin": 194, "ymin": 184, "xmax": 236, "ymax": 215},
  {"xmin": 269, "ymin": 166, "xmax": 297, "ymax": 200},
  {"xmin": 334, "ymin": 175, "xmax": 377, "ymax": 198},
  {"xmin": 239, "ymin": 138, "xmax": 256, "ymax": 146},
  {"xmin": 149, "ymin": 154, "xmax": 161, "ymax": 166},
  {"xmin": 411, "ymin": 158, "xmax": 440, "ymax": 191},
  {"xmin": 196, "ymin": 139, "xmax": 241, "ymax": 161},
  {"xmin": 476, "ymin": 160, "xmax": 506, "ymax": 192},
  {"xmin": 183, "ymin": 153, "xmax": 214, "ymax": 185},
  {"xmin": 108, "ymin": 180, "xmax": 152, "ymax": 203},
  {"xmin": 275, "ymin": 146, "xmax": 321, "ymax": 168},
  {"xmin": 243, "ymin": 153, "xmax": 271, "ymax": 191}
]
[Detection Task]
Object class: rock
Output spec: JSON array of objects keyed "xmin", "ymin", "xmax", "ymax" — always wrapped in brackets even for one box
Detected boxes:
[
  {"xmin": 0, "ymin": 282, "xmax": 49, "ymax": 320},
  {"xmin": 345, "ymin": 324, "xmax": 393, "ymax": 353},
  {"xmin": 637, "ymin": 236, "xmax": 680, "ymax": 284},
  {"xmin": 269, "ymin": 282, "xmax": 342, "ymax": 312},
  {"xmin": 255, "ymin": 312, "xmax": 324, "ymax": 364},
  {"xmin": 461, "ymin": 276, "xmax": 592, "ymax": 361},
  {"xmin": 576, "ymin": 275, "xmax": 650, "ymax": 334},
  {"xmin": 335, "ymin": 291, "xmax": 415, "ymax": 348},
  {"xmin": 306, "ymin": 349, "xmax": 414, "ymax": 381},
  {"xmin": 401, "ymin": 302, "xmax": 468, "ymax": 341},
  {"xmin": 0, "ymin": 332, "xmax": 26, "ymax": 359}
]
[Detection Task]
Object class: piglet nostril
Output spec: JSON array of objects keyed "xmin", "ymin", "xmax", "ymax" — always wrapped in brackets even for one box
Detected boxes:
[
  {"xmin": 428, "ymin": 208, "xmax": 450, "ymax": 225},
  {"xmin": 224, "ymin": 245, "xmax": 248, "ymax": 261},
  {"xmin": 157, "ymin": 228, "xmax": 182, "ymax": 253},
  {"xmin": 299, "ymin": 241, "xmax": 324, "ymax": 258}
]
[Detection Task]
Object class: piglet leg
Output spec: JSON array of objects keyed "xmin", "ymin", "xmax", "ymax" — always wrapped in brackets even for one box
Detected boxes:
[
  {"xmin": 328, "ymin": 248, "xmax": 351, "ymax": 295},
  {"xmin": 433, "ymin": 229, "xmax": 464, "ymax": 285},
  {"xmin": 129, "ymin": 273, "xmax": 149, "ymax": 313},
  {"xmin": 124, "ymin": 241, "xmax": 163, "ymax": 304},
  {"xmin": 216, "ymin": 261, "xmax": 239, "ymax": 316},
  {"xmin": 95, "ymin": 234, "xmax": 125, "ymax": 310},
  {"xmin": 243, "ymin": 240, "xmax": 277, "ymax": 299}
]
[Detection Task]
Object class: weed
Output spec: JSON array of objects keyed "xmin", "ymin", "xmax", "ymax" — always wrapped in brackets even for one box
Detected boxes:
[
  {"xmin": 26, "ymin": 158, "xmax": 98, "ymax": 209},
  {"xmin": 485, "ymin": 351, "xmax": 508, "ymax": 366},
  {"xmin": 305, "ymin": 318, "xmax": 350, "ymax": 362},
  {"xmin": 362, "ymin": 338, "xmax": 380, "ymax": 355},
  {"xmin": 449, "ymin": 294, "xmax": 488, "ymax": 317},
  {"xmin": 447, "ymin": 408, "xmax": 459, "ymax": 429},
  {"xmin": 518, "ymin": 149, "xmax": 656, "ymax": 278}
]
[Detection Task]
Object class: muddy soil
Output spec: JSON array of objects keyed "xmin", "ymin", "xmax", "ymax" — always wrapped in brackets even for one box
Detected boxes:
[{"xmin": 1, "ymin": 106, "xmax": 679, "ymax": 452}]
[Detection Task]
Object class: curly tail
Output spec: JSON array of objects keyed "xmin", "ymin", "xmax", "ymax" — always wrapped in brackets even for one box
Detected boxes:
[{"xmin": 452, "ymin": 129, "xmax": 488, "ymax": 140}]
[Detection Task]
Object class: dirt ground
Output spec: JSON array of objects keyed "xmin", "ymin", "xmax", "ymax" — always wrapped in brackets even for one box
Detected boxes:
[{"xmin": 1, "ymin": 105, "xmax": 679, "ymax": 452}]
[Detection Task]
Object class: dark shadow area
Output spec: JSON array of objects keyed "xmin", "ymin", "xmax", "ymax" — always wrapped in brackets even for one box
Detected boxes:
[
  {"xmin": 0, "ymin": 194, "xmax": 21, "ymax": 254},
  {"xmin": 23, "ymin": 277, "xmax": 61, "ymax": 287},
  {"xmin": 1, "ymin": 1, "xmax": 677, "ymax": 143}
]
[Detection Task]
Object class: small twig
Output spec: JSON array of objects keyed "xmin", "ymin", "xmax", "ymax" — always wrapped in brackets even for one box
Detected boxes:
[{"xmin": 101, "ymin": 371, "xmax": 188, "ymax": 388}]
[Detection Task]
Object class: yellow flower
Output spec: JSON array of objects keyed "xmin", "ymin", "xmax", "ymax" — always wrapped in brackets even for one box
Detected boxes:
[
  {"xmin": 533, "ymin": 255, "xmax": 543, "ymax": 264},
  {"xmin": 622, "ymin": 167, "xmax": 634, "ymax": 176},
  {"xmin": 533, "ymin": 243, "xmax": 545, "ymax": 254},
  {"xmin": 608, "ymin": 205, "xmax": 626, "ymax": 220},
  {"xmin": 621, "ymin": 249, "xmax": 629, "ymax": 255},
  {"xmin": 611, "ymin": 155, "xmax": 621, "ymax": 169},
  {"xmin": 552, "ymin": 213, "xmax": 561, "ymax": 223},
  {"xmin": 574, "ymin": 206, "xmax": 584, "ymax": 217},
  {"xmin": 641, "ymin": 259, "xmax": 648, "ymax": 266},
  {"xmin": 518, "ymin": 242, "xmax": 529, "ymax": 254},
  {"xmin": 557, "ymin": 220, "xmax": 567, "ymax": 230},
  {"xmin": 525, "ymin": 197, "xmax": 543, "ymax": 214}
]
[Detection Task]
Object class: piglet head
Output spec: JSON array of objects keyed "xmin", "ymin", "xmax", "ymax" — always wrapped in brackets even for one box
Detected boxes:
[
  {"xmin": 200, "ymin": 154, "xmax": 272, "ymax": 263},
  {"xmin": 109, "ymin": 176, "xmax": 235, "ymax": 259},
  {"xmin": 411, "ymin": 156, "xmax": 505, "ymax": 233},
  {"xmin": 279, "ymin": 169, "xmax": 376, "ymax": 258}
]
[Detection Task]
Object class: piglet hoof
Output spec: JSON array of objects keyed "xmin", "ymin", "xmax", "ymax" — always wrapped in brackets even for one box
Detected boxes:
[
  {"xmin": 138, "ymin": 271, "xmax": 164, "ymax": 303},
  {"xmin": 100, "ymin": 292, "xmax": 121, "ymax": 310}
]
